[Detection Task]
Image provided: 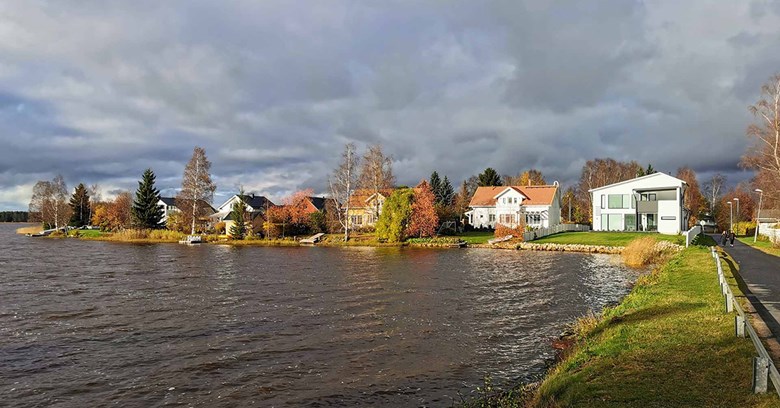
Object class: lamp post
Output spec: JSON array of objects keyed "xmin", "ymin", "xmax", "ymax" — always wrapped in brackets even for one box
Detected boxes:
[
  {"xmin": 754, "ymin": 189, "xmax": 764, "ymax": 243},
  {"xmin": 728, "ymin": 201, "xmax": 733, "ymax": 232},
  {"xmin": 734, "ymin": 197, "xmax": 740, "ymax": 230}
]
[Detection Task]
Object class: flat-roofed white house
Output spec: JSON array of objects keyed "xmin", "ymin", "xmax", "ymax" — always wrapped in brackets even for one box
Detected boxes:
[
  {"xmin": 590, "ymin": 172, "xmax": 688, "ymax": 235},
  {"xmin": 465, "ymin": 184, "xmax": 561, "ymax": 229}
]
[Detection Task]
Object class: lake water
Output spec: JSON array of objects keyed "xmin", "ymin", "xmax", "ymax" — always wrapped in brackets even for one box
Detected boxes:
[{"xmin": 0, "ymin": 224, "xmax": 637, "ymax": 407}]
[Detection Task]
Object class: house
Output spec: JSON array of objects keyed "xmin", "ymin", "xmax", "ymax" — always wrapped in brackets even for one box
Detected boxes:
[
  {"xmin": 589, "ymin": 172, "xmax": 688, "ymax": 235},
  {"xmin": 299, "ymin": 196, "xmax": 331, "ymax": 214},
  {"xmin": 157, "ymin": 196, "xmax": 216, "ymax": 224},
  {"xmin": 465, "ymin": 184, "xmax": 561, "ymax": 229},
  {"xmin": 213, "ymin": 194, "xmax": 276, "ymax": 235},
  {"xmin": 757, "ymin": 209, "xmax": 780, "ymax": 240},
  {"xmin": 347, "ymin": 189, "xmax": 393, "ymax": 228}
]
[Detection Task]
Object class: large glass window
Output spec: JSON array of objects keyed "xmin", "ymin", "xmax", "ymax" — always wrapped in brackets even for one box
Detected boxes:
[
  {"xmin": 608, "ymin": 194, "xmax": 631, "ymax": 209},
  {"xmin": 624, "ymin": 214, "xmax": 637, "ymax": 231},
  {"xmin": 608, "ymin": 214, "xmax": 622, "ymax": 230}
]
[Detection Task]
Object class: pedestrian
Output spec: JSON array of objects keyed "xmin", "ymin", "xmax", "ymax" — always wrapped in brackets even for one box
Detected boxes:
[
  {"xmin": 729, "ymin": 230, "xmax": 735, "ymax": 247},
  {"xmin": 721, "ymin": 230, "xmax": 727, "ymax": 246}
]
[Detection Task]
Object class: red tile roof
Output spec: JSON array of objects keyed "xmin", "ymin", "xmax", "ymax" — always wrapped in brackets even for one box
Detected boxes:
[
  {"xmin": 348, "ymin": 189, "xmax": 394, "ymax": 208},
  {"xmin": 468, "ymin": 185, "xmax": 558, "ymax": 207}
]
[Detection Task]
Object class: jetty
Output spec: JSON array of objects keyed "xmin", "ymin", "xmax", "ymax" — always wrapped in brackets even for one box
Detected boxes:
[
  {"xmin": 300, "ymin": 233, "xmax": 325, "ymax": 244},
  {"xmin": 487, "ymin": 235, "xmax": 513, "ymax": 245},
  {"xmin": 179, "ymin": 235, "xmax": 203, "ymax": 245}
]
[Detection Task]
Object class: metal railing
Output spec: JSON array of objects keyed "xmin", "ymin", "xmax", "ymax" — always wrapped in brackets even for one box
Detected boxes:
[
  {"xmin": 711, "ymin": 247, "xmax": 780, "ymax": 395},
  {"xmin": 523, "ymin": 223, "xmax": 590, "ymax": 242}
]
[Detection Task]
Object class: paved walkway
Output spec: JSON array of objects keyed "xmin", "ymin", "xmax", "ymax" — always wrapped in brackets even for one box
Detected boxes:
[{"xmin": 716, "ymin": 235, "xmax": 780, "ymax": 339}]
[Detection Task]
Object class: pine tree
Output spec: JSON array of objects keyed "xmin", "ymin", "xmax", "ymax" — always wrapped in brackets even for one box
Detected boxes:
[
  {"xmin": 131, "ymin": 169, "xmax": 164, "ymax": 229},
  {"xmin": 441, "ymin": 176, "xmax": 454, "ymax": 206},
  {"xmin": 228, "ymin": 197, "xmax": 247, "ymax": 239},
  {"xmin": 429, "ymin": 171, "xmax": 443, "ymax": 204},
  {"xmin": 69, "ymin": 183, "xmax": 91, "ymax": 227},
  {"xmin": 477, "ymin": 167, "xmax": 502, "ymax": 186}
]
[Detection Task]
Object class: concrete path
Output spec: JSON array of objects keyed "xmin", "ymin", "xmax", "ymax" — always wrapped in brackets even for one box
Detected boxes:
[{"xmin": 717, "ymin": 236, "xmax": 780, "ymax": 339}]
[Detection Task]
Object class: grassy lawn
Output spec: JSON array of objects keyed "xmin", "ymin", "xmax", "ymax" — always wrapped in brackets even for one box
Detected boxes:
[
  {"xmin": 457, "ymin": 231, "xmax": 495, "ymax": 244},
  {"xmin": 737, "ymin": 237, "xmax": 780, "ymax": 257},
  {"xmin": 527, "ymin": 245, "xmax": 778, "ymax": 407},
  {"xmin": 533, "ymin": 231, "xmax": 685, "ymax": 247},
  {"xmin": 70, "ymin": 229, "xmax": 104, "ymax": 238}
]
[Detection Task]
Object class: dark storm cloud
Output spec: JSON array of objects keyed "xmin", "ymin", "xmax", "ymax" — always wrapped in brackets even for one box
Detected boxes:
[{"xmin": 0, "ymin": 0, "xmax": 778, "ymax": 209}]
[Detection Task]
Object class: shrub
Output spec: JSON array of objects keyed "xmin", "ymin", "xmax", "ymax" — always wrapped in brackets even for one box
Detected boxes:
[
  {"xmin": 214, "ymin": 222, "xmax": 226, "ymax": 234},
  {"xmin": 622, "ymin": 236, "xmax": 681, "ymax": 268},
  {"xmin": 494, "ymin": 223, "xmax": 525, "ymax": 241},
  {"xmin": 148, "ymin": 229, "xmax": 185, "ymax": 241}
]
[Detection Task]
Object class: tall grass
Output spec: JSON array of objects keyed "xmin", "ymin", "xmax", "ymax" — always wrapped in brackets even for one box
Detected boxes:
[
  {"xmin": 15, "ymin": 225, "xmax": 43, "ymax": 234},
  {"xmin": 621, "ymin": 236, "xmax": 680, "ymax": 268},
  {"xmin": 107, "ymin": 229, "xmax": 185, "ymax": 242}
]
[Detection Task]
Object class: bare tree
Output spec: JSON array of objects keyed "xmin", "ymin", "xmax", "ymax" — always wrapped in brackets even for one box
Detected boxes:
[
  {"xmin": 329, "ymin": 143, "xmax": 360, "ymax": 241},
  {"xmin": 28, "ymin": 175, "xmax": 70, "ymax": 229},
  {"xmin": 676, "ymin": 167, "xmax": 704, "ymax": 227},
  {"xmin": 358, "ymin": 144, "xmax": 395, "ymax": 220},
  {"xmin": 87, "ymin": 183, "xmax": 102, "ymax": 224},
  {"xmin": 176, "ymin": 147, "xmax": 216, "ymax": 234},
  {"xmin": 703, "ymin": 173, "xmax": 726, "ymax": 213},
  {"xmin": 743, "ymin": 74, "xmax": 780, "ymax": 205}
]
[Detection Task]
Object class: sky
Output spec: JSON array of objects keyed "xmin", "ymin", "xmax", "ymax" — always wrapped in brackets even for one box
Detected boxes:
[{"xmin": 1, "ymin": 0, "xmax": 779, "ymax": 210}]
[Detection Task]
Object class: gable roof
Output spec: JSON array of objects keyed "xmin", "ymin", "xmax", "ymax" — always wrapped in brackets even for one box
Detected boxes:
[
  {"xmin": 493, "ymin": 186, "xmax": 527, "ymax": 200},
  {"xmin": 469, "ymin": 185, "xmax": 558, "ymax": 207},
  {"xmin": 348, "ymin": 188, "xmax": 394, "ymax": 208},
  {"xmin": 588, "ymin": 172, "xmax": 687, "ymax": 192},
  {"xmin": 307, "ymin": 196, "xmax": 328, "ymax": 211},
  {"xmin": 159, "ymin": 196, "xmax": 176, "ymax": 206}
]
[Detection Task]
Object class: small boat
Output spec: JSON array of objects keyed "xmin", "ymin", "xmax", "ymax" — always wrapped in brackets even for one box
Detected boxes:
[{"xmin": 179, "ymin": 235, "xmax": 203, "ymax": 245}]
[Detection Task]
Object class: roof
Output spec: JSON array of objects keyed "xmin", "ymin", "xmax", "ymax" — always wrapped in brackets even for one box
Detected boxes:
[
  {"xmin": 758, "ymin": 209, "xmax": 780, "ymax": 221},
  {"xmin": 158, "ymin": 196, "xmax": 216, "ymax": 213},
  {"xmin": 469, "ymin": 185, "xmax": 558, "ymax": 207},
  {"xmin": 348, "ymin": 189, "xmax": 394, "ymax": 208},
  {"xmin": 238, "ymin": 194, "xmax": 275, "ymax": 210},
  {"xmin": 307, "ymin": 196, "xmax": 328, "ymax": 211},
  {"xmin": 588, "ymin": 172, "xmax": 687, "ymax": 192},
  {"xmin": 159, "ymin": 197, "xmax": 176, "ymax": 206}
]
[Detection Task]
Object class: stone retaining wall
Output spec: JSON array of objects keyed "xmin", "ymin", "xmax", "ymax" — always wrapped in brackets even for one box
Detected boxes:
[{"xmin": 516, "ymin": 242, "xmax": 625, "ymax": 254}]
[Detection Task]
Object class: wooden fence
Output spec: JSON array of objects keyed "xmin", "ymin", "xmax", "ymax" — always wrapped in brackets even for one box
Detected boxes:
[{"xmin": 523, "ymin": 223, "xmax": 590, "ymax": 242}]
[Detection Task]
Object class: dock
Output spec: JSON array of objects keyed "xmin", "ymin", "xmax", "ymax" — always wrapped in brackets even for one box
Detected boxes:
[
  {"xmin": 300, "ymin": 233, "xmax": 325, "ymax": 244},
  {"xmin": 487, "ymin": 235, "xmax": 513, "ymax": 245},
  {"xmin": 179, "ymin": 235, "xmax": 203, "ymax": 245}
]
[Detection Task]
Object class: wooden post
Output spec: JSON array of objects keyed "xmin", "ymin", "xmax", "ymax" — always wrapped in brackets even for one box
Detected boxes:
[
  {"xmin": 725, "ymin": 294, "xmax": 733, "ymax": 313},
  {"xmin": 753, "ymin": 357, "xmax": 769, "ymax": 393},
  {"xmin": 736, "ymin": 315, "xmax": 746, "ymax": 338}
]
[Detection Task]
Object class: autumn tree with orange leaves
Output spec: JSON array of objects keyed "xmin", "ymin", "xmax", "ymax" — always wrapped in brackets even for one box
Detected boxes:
[{"xmin": 407, "ymin": 180, "xmax": 438, "ymax": 238}]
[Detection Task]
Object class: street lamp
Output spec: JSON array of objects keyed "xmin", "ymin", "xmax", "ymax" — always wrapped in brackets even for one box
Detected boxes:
[
  {"xmin": 754, "ymin": 189, "xmax": 764, "ymax": 243},
  {"xmin": 727, "ymin": 201, "xmax": 733, "ymax": 232},
  {"xmin": 734, "ymin": 197, "xmax": 740, "ymax": 229}
]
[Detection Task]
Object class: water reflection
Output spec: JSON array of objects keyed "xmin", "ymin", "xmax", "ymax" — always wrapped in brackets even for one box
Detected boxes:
[{"xmin": 0, "ymin": 225, "xmax": 637, "ymax": 407}]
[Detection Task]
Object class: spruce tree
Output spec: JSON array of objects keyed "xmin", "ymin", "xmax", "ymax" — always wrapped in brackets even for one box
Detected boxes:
[
  {"xmin": 228, "ymin": 198, "xmax": 247, "ymax": 239},
  {"xmin": 131, "ymin": 169, "xmax": 164, "ymax": 229},
  {"xmin": 477, "ymin": 167, "xmax": 502, "ymax": 187},
  {"xmin": 441, "ymin": 176, "xmax": 455, "ymax": 206},
  {"xmin": 69, "ymin": 183, "xmax": 91, "ymax": 227},
  {"xmin": 429, "ymin": 171, "xmax": 443, "ymax": 205}
]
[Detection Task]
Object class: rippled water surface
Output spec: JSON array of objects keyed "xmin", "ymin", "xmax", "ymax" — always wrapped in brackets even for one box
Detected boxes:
[{"xmin": 0, "ymin": 224, "xmax": 638, "ymax": 407}]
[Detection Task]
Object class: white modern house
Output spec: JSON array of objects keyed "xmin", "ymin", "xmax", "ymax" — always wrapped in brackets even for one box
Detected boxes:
[
  {"xmin": 466, "ymin": 184, "xmax": 561, "ymax": 229},
  {"xmin": 212, "ymin": 193, "xmax": 275, "ymax": 235},
  {"xmin": 590, "ymin": 172, "xmax": 688, "ymax": 235},
  {"xmin": 157, "ymin": 196, "xmax": 216, "ymax": 224}
]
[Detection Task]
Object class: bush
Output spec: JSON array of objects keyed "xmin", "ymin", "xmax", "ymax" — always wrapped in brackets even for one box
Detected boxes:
[
  {"xmin": 148, "ymin": 229, "xmax": 185, "ymax": 241},
  {"xmin": 622, "ymin": 236, "xmax": 681, "ymax": 268},
  {"xmin": 494, "ymin": 223, "xmax": 525, "ymax": 241},
  {"xmin": 214, "ymin": 222, "xmax": 226, "ymax": 234}
]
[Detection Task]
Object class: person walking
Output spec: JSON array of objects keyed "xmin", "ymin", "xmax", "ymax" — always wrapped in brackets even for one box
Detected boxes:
[
  {"xmin": 721, "ymin": 230, "xmax": 727, "ymax": 246},
  {"xmin": 729, "ymin": 230, "xmax": 736, "ymax": 247}
]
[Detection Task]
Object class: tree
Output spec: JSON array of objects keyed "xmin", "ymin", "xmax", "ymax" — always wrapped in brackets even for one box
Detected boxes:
[
  {"xmin": 131, "ymin": 169, "xmax": 164, "ymax": 229},
  {"xmin": 29, "ymin": 175, "xmax": 70, "ymax": 229},
  {"xmin": 576, "ymin": 158, "xmax": 642, "ymax": 222},
  {"xmin": 742, "ymin": 74, "xmax": 780, "ymax": 206},
  {"xmin": 376, "ymin": 188, "xmax": 414, "ymax": 242},
  {"xmin": 358, "ymin": 144, "xmax": 395, "ymax": 220},
  {"xmin": 69, "ymin": 183, "xmax": 91, "ymax": 227},
  {"xmin": 407, "ymin": 180, "xmax": 439, "ymax": 238},
  {"xmin": 440, "ymin": 176, "xmax": 455, "ymax": 206},
  {"xmin": 87, "ymin": 184, "xmax": 101, "ymax": 225},
  {"xmin": 430, "ymin": 171, "xmax": 443, "ymax": 203},
  {"xmin": 93, "ymin": 192, "xmax": 133, "ymax": 231},
  {"xmin": 329, "ymin": 143, "xmax": 360, "ymax": 241},
  {"xmin": 676, "ymin": 167, "xmax": 705, "ymax": 228},
  {"xmin": 562, "ymin": 186, "xmax": 576, "ymax": 223},
  {"xmin": 454, "ymin": 180, "xmax": 473, "ymax": 225},
  {"xmin": 703, "ymin": 173, "xmax": 726, "ymax": 214},
  {"xmin": 477, "ymin": 167, "xmax": 502, "ymax": 187},
  {"xmin": 228, "ymin": 195, "xmax": 247, "ymax": 239},
  {"xmin": 505, "ymin": 169, "xmax": 547, "ymax": 186},
  {"xmin": 176, "ymin": 147, "xmax": 216, "ymax": 234}
]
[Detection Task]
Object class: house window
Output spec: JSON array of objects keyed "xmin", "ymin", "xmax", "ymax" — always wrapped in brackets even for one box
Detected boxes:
[
  {"xmin": 608, "ymin": 214, "xmax": 622, "ymax": 230},
  {"xmin": 513, "ymin": 197, "xmax": 518, "ymax": 204},
  {"xmin": 526, "ymin": 214, "xmax": 542, "ymax": 225},
  {"xmin": 488, "ymin": 214, "xmax": 496, "ymax": 222},
  {"xmin": 350, "ymin": 215, "xmax": 362, "ymax": 225},
  {"xmin": 641, "ymin": 193, "xmax": 657, "ymax": 201},
  {"xmin": 624, "ymin": 214, "xmax": 637, "ymax": 231},
  {"xmin": 601, "ymin": 195, "xmax": 606, "ymax": 209},
  {"xmin": 608, "ymin": 194, "xmax": 631, "ymax": 209},
  {"xmin": 499, "ymin": 214, "xmax": 515, "ymax": 224},
  {"xmin": 366, "ymin": 214, "xmax": 375, "ymax": 224}
]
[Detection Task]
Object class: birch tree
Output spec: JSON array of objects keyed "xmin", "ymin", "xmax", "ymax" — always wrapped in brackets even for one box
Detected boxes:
[
  {"xmin": 743, "ymin": 74, "xmax": 780, "ymax": 205},
  {"xmin": 703, "ymin": 173, "xmax": 726, "ymax": 213},
  {"xmin": 329, "ymin": 143, "xmax": 360, "ymax": 241},
  {"xmin": 29, "ymin": 175, "xmax": 70, "ymax": 229},
  {"xmin": 177, "ymin": 147, "xmax": 216, "ymax": 234},
  {"xmin": 358, "ymin": 144, "xmax": 394, "ymax": 220}
]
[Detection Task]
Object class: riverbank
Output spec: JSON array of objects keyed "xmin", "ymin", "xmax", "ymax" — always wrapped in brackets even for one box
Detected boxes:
[{"xmin": 483, "ymin": 242, "xmax": 779, "ymax": 407}]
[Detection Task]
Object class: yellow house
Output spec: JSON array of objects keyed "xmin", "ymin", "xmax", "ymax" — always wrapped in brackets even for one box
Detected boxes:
[{"xmin": 347, "ymin": 189, "xmax": 393, "ymax": 229}]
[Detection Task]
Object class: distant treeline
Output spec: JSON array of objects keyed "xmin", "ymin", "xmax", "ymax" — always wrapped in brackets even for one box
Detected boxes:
[{"xmin": 0, "ymin": 211, "xmax": 29, "ymax": 222}]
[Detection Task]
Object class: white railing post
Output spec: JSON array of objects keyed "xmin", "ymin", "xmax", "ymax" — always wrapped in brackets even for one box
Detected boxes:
[
  {"xmin": 754, "ymin": 357, "xmax": 770, "ymax": 393},
  {"xmin": 736, "ymin": 315, "xmax": 746, "ymax": 337}
]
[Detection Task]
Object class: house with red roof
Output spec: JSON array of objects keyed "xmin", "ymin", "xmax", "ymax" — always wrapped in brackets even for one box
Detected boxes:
[{"xmin": 465, "ymin": 184, "xmax": 561, "ymax": 229}]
